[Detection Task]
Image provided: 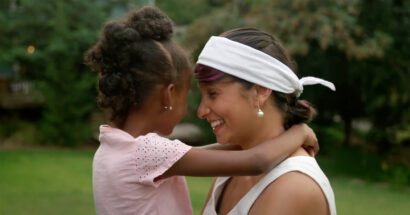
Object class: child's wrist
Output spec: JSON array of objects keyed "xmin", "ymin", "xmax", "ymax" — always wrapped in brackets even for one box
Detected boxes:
[{"xmin": 292, "ymin": 124, "xmax": 309, "ymax": 142}]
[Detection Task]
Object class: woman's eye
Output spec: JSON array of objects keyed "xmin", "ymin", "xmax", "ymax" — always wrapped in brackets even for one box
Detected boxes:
[{"xmin": 208, "ymin": 91, "xmax": 218, "ymax": 98}]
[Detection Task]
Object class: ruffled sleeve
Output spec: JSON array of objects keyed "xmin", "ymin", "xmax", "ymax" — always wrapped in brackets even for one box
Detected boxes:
[{"xmin": 134, "ymin": 133, "xmax": 192, "ymax": 187}]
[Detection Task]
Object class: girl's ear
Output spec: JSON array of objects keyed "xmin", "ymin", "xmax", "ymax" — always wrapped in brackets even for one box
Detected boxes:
[{"xmin": 161, "ymin": 83, "xmax": 176, "ymax": 107}]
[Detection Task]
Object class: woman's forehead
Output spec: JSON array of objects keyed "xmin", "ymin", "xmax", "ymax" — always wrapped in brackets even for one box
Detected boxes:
[
  {"xmin": 198, "ymin": 77, "xmax": 230, "ymax": 87},
  {"xmin": 199, "ymin": 79, "xmax": 248, "ymax": 94}
]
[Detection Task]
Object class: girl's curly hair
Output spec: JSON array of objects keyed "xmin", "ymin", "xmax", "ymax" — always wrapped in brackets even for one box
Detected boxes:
[{"xmin": 85, "ymin": 6, "xmax": 192, "ymax": 126}]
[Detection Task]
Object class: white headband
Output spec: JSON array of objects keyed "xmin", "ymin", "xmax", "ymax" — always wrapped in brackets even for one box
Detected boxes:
[{"xmin": 197, "ymin": 36, "xmax": 335, "ymax": 96}]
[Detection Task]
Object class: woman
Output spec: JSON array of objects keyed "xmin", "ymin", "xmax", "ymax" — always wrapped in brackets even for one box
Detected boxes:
[{"xmin": 195, "ymin": 28, "xmax": 337, "ymax": 215}]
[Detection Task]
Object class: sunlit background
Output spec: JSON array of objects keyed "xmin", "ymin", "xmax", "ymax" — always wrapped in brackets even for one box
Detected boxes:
[{"xmin": 0, "ymin": 0, "xmax": 409, "ymax": 214}]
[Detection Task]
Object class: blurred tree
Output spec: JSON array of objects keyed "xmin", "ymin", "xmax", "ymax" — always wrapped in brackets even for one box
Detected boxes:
[
  {"xmin": 156, "ymin": 0, "xmax": 213, "ymax": 25},
  {"xmin": 0, "ymin": 0, "xmax": 108, "ymax": 146},
  {"xmin": 0, "ymin": 0, "xmax": 222, "ymax": 146},
  {"xmin": 0, "ymin": 0, "xmax": 218, "ymax": 146},
  {"xmin": 185, "ymin": 0, "xmax": 410, "ymax": 151},
  {"xmin": 185, "ymin": 4, "xmax": 245, "ymax": 55},
  {"xmin": 357, "ymin": 0, "xmax": 410, "ymax": 152},
  {"xmin": 247, "ymin": 0, "xmax": 393, "ymax": 147}
]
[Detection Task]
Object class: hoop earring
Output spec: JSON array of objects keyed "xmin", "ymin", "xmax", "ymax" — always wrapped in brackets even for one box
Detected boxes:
[{"xmin": 257, "ymin": 104, "xmax": 264, "ymax": 118}]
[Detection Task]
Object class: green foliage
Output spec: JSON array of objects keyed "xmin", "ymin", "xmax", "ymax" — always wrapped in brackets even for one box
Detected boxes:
[
  {"xmin": 320, "ymin": 146, "xmax": 386, "ymax": 181},
  {"xmin": 0, "ymin": 117, "xmax": 40, "ymax": 146},
  {"xmin": 311, "ymin": 122, "xmax": 344, "ymax": 154},
  {"xmin": 247, "ymin": 0, "xmax": 392, "ymax": 58},
  {"xmin": 184, "ymin": 0, "xmax": 410, "ymax": 153},
  {"xmin": 0, "ymin": 0, "xmax": 109, "ymax": 146},
  {"xmin": 358, "ymin": 0, "xmax": 410, "ymax": 148},
  {"xmin": 184, "ymin": 4, "xmax": 246, "ymax": 55},
  {"xmin": 156, "ymin": 0, "xmax": 213, "ymax": 25},
  {"xmin": 386, "ymin": 166, "xmax": 410, "ymax": 187},
  {"xmin": 1, "ymin": 0, "xmax": 408, "ymax": 153},
  {"xmin": 320, "ymin": 145, "xmax": 410, "ymax": 187}
]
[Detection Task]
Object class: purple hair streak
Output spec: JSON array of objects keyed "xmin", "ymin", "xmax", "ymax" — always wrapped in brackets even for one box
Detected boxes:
[{"xmin": 194, "ymin": 64, "xmax": 226, "ymax": 82}]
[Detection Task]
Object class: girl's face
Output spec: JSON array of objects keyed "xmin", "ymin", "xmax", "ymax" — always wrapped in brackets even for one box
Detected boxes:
[
  {"xmin": 174, "ymin": 79, "xmax": 191, "ymax": 122},
  {"xmin": 197, "ymin": 78, "xmax": 259, "ymax": 146}
]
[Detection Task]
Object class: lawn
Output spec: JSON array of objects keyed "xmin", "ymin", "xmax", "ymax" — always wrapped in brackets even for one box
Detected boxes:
[{"xmin": 0, "ymin": 149, "xmax": 409, "ymax": 215}]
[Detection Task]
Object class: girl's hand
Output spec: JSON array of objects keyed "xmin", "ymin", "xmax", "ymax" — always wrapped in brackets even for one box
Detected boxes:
[{"xmin": 300, "ymin": 124, "xmax": 319, "ymax": 156}]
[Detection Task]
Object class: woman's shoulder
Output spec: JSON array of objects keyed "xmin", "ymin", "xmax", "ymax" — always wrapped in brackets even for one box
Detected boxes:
[{"xmin": 250, "ymin": 171, "xmax": 328, "ymax": 215}]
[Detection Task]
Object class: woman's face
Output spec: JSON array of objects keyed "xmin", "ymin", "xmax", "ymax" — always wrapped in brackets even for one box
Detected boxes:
[{"xmin": 197, "ymin": 78, "xmax": 258, "ymax": 145}]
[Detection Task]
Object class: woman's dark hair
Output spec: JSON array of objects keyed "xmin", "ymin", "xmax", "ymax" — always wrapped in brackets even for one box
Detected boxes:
[
  {"xmin": 85, "ymin": 6, "xmax": 192, "ymax": 126},
  {"xmin": 197, "ymin": 28, "xmax": 316, "ymax": 129}
]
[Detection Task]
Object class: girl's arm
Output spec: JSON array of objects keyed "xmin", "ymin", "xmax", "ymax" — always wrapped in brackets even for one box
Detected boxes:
[
  {"xmin": 202, "ymin": 140, "xmax": 315, "ymax": 155},
  {"xmin": 163, "ymin": 123, "xmax": 317, "ymax": 177},
  {"xmin": 200, "ymin": 143, "xmax": 241, "ymax": 150}
]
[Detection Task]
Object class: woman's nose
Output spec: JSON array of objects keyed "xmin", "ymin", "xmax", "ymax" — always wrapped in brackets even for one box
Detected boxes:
[{"xmin": 197, "ymin": 99, "xmax": 210, "ymax": 120}]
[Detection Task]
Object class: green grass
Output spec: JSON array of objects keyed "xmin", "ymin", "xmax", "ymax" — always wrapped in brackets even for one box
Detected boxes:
[
  {"xmin": 186, "ymin": 177, "xmax": 213, "ymax": 214},
  {"xmin": 1, "ymin": 149, "xmax": 409, "ymax": 215},
  {"xmin": 332, "ymin": 177, "xmax": 410, "ymax": 215},
  {"xmin": 0, "ymin": 149, "xmax": 95, "ymax": 215}
]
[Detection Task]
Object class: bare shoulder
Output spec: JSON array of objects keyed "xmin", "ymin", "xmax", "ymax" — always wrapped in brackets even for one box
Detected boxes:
[{"xmin": 250, "ymin": 171, "xmax": 329, "ymax": 215}]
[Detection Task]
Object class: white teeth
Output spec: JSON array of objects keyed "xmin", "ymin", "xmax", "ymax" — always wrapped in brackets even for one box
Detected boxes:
[{"xmin": 210, "ymin": 120, "xmax": 224, "ymax": 130}]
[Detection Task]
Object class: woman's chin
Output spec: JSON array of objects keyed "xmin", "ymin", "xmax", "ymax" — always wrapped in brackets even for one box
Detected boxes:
[{"xmin": 216, "ymin": 137, "xmax": 230, "ymax": 145}]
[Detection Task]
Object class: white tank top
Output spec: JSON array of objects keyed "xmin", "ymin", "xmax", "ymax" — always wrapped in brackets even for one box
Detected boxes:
[{"xmin": 203, "ymin": 156, "xmax": 337, "ymax": 215}]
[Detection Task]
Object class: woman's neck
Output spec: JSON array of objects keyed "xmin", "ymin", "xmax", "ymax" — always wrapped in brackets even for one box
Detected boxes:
[{"xmin": 240, "ymin": 109, "xmax": 285, "ymax": 150}]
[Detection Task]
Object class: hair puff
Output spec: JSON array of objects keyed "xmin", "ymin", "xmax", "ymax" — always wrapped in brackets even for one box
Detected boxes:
[{"xmin": 127, "ymin": 6, "xmax": 173, "ymax": 41}]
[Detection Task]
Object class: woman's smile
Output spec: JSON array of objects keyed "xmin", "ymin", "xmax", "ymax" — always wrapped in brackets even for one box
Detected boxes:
[{"xmin": 210, "ymin": 119, "xmax": 225, "ymax": 131}]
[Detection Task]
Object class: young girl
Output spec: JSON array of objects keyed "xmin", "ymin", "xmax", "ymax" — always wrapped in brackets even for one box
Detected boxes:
[{"xmin": 85, "ymin": 6, "xmax": 317, "ymax": 215}]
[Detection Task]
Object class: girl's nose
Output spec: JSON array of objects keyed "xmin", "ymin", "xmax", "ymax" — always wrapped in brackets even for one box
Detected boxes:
[{"xmin": 197, "ymin": 100, "xmax": 210, "ymax": 120}]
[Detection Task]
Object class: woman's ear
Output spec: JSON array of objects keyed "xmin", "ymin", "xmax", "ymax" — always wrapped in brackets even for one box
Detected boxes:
[
  {"xmin": 161, "ymin": 83, "xmax": 176, "ymax": 108},
  {"xmin": 254, "ymin": 85, "xmax": 272, "ymax": 106}
]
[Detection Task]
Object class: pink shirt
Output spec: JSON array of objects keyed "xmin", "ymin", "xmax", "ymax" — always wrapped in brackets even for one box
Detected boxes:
[{"xmin": 93, "ymin": 125, "xmax": 193, "ymax": 215}]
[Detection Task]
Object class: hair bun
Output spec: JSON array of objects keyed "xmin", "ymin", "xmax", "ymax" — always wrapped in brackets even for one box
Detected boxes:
[
  {"xmin": 127, "ymin": 6, "xmax": 173, "ymax": 41},
  {"xmin": 103, "ymin": 21, "xmax": 141, "ymax": 45}
]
